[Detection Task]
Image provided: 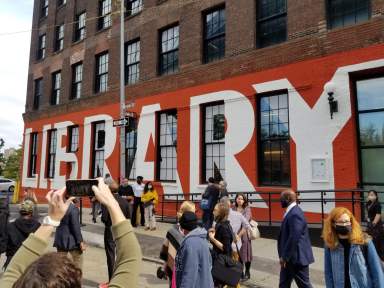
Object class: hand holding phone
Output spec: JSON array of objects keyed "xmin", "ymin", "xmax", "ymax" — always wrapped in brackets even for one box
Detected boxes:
[{"xmin": 66, "ymin": 179, "xmax": 99, "ymax": 197}]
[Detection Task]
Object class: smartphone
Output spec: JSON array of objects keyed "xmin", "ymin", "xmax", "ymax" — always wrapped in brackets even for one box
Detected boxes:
[{"xmin": 66, "ymin": 179, "xmax": 98, "ymax": 197}]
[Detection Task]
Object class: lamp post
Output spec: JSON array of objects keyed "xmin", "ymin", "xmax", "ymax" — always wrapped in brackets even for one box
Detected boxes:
[
  {"xmin": 324, "ymin": 81, "xmax": 338, "ymax": 119},
  {"xmin": 119, "ymin": 0, "xmax": 126, "ymax": 179}
]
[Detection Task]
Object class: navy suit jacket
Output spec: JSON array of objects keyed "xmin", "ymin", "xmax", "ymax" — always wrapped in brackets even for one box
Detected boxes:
[
  {"xmin": 54, "ymin": 203, "xmax": 83, "ymax": 251},
  {"xmin": 278, "ymin": 205, "xmax": 314, "ymax": 266}
]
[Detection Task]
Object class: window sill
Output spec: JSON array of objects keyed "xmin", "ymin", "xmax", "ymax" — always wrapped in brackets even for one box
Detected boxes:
[
  {"xmin": 72, "ymin": 38, "xmax": 85, "ymax": 46},
  {"xmin": 38, "ymin": 16, "xmax": 48, "ymax": 24},
  {"xmin": 95, "ymin": 26, "xmax": 111, "ymax": 36},
  {"xmin": 53, "ymin": 49, "xmax": 63, "ymax": 55},
  {"xmin": 125, "ymin": 10, "xmax": 143, "ymax": 20},
  {"xmin": 159, "ymin": 181, "xmax": 177, "ymax": 187}
]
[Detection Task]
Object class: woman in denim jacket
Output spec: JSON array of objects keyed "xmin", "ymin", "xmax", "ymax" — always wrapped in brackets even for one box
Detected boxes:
[{"xmin": 323, "ymin": 207, "xmax": 384, "ymax": 288}]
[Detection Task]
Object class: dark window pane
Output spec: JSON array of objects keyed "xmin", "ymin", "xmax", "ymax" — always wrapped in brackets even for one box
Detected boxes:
[
  {"xmin": 328, "ymin": 0, "xmax": 370, "ymax": 29},
  {"xmin": 204, "ymin": 7, "xmax": 225, "ymax": 63},
  {"xmin": 158, "ymin": 111, "xmax": 177, "ymax": 181},
  {"xmin": 257, "ymin": 0, "xmax": 287, "ymax": 48},
  {"xmin": 159, "ymin": 26, "xmax": 179, "ymax": 75},
  {"xmin": 259, "ymin": 93, "xmax": 290, "ymax": 185},
  {"xmin": 125, "ymin": 0, "xmax": 143, "ymax": 17}
]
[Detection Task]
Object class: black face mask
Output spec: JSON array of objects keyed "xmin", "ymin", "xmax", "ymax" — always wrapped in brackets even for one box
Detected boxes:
[
  {"xmin": 335, "ymin": 225, "xmax": 352, "ymax": 235},
  {"xmin": 280, "ymin": 198, "xmax": 290, "ymax": 208}
]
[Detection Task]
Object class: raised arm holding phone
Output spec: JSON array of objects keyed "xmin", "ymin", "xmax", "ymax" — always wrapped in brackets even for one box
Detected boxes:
[{"xmin": 0, "ymin": 178, "xmax": 142, "ymax": 288}]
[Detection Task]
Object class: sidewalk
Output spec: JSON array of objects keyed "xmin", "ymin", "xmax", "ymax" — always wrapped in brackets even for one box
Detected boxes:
[{"xmin": 80, "ymin": 207, "xmax": 326, "ymax": 288}]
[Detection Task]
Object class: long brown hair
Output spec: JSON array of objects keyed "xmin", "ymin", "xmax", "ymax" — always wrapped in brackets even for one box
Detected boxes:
[
  {"xmin": 13, "ymin": 252, "xmax": 82, "ymax": 288},
  {"xmin": 322, "ymin": 207, "xmax": 367, "ymax": 249},
  {"xmin": 235, "ymin": 193, "xmax": 249, "ymax": 209},
  {"xmin": 214, "ymin": 202, "xmax": 229, "ymax": 223}
]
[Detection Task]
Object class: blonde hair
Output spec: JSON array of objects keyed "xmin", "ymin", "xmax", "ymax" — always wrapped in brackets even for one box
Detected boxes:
[
  {"xmin": 177, "ymin": 201, "xmax": 196, "ymax": 218},
  {"xmin": 322, "ymin": 207, "xmax": 367, "ymax": 249}
]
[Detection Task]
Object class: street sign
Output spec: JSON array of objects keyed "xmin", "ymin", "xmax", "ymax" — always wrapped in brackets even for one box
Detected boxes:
[{"xmin": 113, "ymin": 117, "xmax": 129, "ymax": 127}]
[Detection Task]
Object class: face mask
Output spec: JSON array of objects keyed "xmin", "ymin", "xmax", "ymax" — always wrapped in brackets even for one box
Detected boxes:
[
  {"xmin": 148, "ymin": 185, "xmax": 153, "ymax": 190},
  {"xmin": 280, "ymin": 198, "xmax": 290, "ymax": 208},
  {"xmin": 335, "ymin": 225, "xmax": 352, "ymax": 235}
]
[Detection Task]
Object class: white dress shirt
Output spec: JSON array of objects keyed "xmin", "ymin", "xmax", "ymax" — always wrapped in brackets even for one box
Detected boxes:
[{"xmin": 283, "ymin": 202, "xmax": 297, "ymax": 219}]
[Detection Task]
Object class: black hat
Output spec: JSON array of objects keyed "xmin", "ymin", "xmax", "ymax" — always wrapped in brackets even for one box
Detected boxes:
[{"xmin": 179, "ymin": 211, "xmax": 198, "ymax": 232}]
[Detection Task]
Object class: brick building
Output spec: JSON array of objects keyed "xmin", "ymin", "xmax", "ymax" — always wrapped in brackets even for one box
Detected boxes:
[{"xmin": 22, "ymin": 0, "xmax": 384, "ymax": 221}]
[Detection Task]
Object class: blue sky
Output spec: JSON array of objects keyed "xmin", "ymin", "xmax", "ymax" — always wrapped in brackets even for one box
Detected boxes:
[{"xmin": 0, "ymin": 1, "xmax": 34, "ymax": 149}]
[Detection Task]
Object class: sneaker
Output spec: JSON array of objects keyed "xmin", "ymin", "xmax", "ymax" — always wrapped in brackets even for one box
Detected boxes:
[
  {"xmin": 144, "ymin": 227, "xmax": 150, "ymax": 231},
  {"xmin": 150, "ymin": 227, "xmax": 156, "ymax": 231}
]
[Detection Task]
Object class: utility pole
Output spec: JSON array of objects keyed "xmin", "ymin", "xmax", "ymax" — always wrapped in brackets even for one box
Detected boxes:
[{"xmin": 119, "ymin": 0, "xmax": 126, "ymax": 180}]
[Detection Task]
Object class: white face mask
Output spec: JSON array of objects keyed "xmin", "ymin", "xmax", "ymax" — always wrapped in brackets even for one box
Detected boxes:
[{"xmin": 148, "ymin": 185, "xmax": 153, "ymax": 190}]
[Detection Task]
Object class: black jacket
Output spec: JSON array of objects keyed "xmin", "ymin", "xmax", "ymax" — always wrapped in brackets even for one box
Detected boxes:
[
  {"xmin": 101, "ymin": 194, "xmax": 131, "ymax": 227},
  {"xmin": 203, "ymin": 184, "xmax": 220, "ymax": 211},
  {"xmin": 6, "ymin": 217, "xmax": 40, "ymax": 257},
  {"xmin": 54, "ymin": 203, "xmax": 83, "ymax": 251}
]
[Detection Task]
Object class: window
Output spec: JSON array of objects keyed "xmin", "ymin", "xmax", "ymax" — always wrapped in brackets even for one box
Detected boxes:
[
  {"xmin": 54, "ymin": 24, "xmax": 64, "ymax": 51},
  {"xmin": 203, "ymin": 103, "xmax": 225, "ymax": 182},
  {"xmin": 28, "ymin": 133, "xmax": 38, "ymax": 177},
  {"xmin": 92, "ymin": 122, "xmax": 105, "ymax": 178},
  {"xmin": 71, "ymin": 62, "xmax": 83, "ymax": 99},
  {"xmin": 356, "ymin": 77, "xmax": 384, "ymax": 187},
  {"xmin": 256, "ymin": 0, "xmax": 287, "ymax": 48},
  {"xmin": 98, "ymin": 0, "xmax": 112, "ymax": 30},
  {"xmin": 57, "ymin": 0, "xmax": 66, "ymax": 7},
  {"xmin": 125, "ymin": 40, "xmax": 140, "ymax": 84},
  {"xmin": 204, "ymin": 7, "xmax": 225, "ymax": 63},
  {"xmin": 125, "ymin": 119, "xmax": 137, "ymax": 179},
  {"xmin": 33, "ymin": 78, "xmax": 43, "ymax": 110},
  {"xmin": 74, "ymin": 12, "xmax": 86, "ymax": 42},
  {"xmin": 68, "ymin": 126, "xmax": 79, "ymax": 152},
  {"xmin": 95, "ymin": 52, "xmax": 109, "ymax": 93},
  {"xmin": 37, "ymin": 34, "xmax": 46, "ymax": 60},
  {"xmin": 51, "ymin": 71, "xmax": 61, "ymax": 105},
  {"xmin": 259, "ymin": 92, "xmax": 290, "ymax": 185},
  {"xmin": 327, "ymin": 0, "xmax": 370, "ymax": 29},
  {"xmin": 47, "ymin": 129, "xmax": 57, "ymax": 178},
  {"xmin": 159, "ymin": 25, "xmax": 179, "ymax": 75},
  {"xmin": 41, "ymin": 0, "xmax": 48, "ymax": 18},
  {"xmin": 157, "ymin": 111, "xmax": 177, "ymax": 181},
  {"xmin": 125, "ymin": 0, "xmax": 143, "ymax": 17}
]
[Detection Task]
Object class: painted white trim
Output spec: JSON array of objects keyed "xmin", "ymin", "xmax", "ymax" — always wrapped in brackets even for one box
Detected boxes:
[
  {"xmin": 21, "ymin": 128, "xmax": 38, "ymax": 188},
  {"xmin": 39, "ymin": 125, "xmax": 51, "ymax": 189}
]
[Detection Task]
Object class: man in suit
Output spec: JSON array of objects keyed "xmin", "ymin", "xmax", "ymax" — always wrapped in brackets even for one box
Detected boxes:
[
  {"xmin": 54, "ymin": 199, "xmax": 85, "ymax": 269},
  {"xmin": 278, "ymin": 189, "xmax": 314, "ymax": 288},
  {"xmin": 101, "ymin": 181, "xmax": 131, "ymax": 280}
]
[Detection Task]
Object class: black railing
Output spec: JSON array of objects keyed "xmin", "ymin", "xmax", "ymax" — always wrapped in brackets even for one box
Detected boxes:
[{"xmin": 157, "ymin": 189, "xmax": 384, "ymax": 226}]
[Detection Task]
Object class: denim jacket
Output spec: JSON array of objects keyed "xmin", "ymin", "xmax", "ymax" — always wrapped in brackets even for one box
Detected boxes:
[{"xmin": 324, "ymin": 240, "xmax": 384, "ymax": 288}]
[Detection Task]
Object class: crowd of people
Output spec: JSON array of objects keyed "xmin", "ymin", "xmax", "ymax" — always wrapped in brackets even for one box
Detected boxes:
[{"xmin": 0, "ymin": 176, "xmax": 383, "ymax": 288}]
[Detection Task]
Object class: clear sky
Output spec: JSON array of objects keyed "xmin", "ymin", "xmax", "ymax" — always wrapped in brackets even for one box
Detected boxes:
[{"xmin": 0, "ymin": 1, "xmax": 34, "ymax": 149}]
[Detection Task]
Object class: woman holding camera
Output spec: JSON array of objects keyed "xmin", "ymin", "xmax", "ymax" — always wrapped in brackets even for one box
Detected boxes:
[{"xmin": 0, "ymin": 179, "xmax": 142, "ymax": 288}]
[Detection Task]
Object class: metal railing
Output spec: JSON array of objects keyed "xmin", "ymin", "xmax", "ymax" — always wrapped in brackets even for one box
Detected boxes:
[{"xmin": 157, "ymin": 189, "xmax": 383, "ymax": 226}]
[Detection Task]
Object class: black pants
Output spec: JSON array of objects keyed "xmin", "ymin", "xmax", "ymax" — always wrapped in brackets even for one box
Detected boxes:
[
  {"xmin": 131, "ymin": 196, "xmax": 144, "ymax": 227},
  {"xmin": 279, "ymin": 263, "xmax": 312, "ymax": 288},
  {"xmin": 202, "ymin": 209, "xmax": 214, "ymax": 230},
  {"xmin": 104, "ymin": 227, "xmax": 116, "ymax": 280}
]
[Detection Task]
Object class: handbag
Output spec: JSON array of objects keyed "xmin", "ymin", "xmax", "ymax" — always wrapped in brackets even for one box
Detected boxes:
[
  {"xmin": 211, "ymin": 224, "xmax": 243, "ymax": 286},
  {"xmin": 200, "ymin": 198, "xmax": 211, "ymax": 211},
  {"xmin": 248, "ymin": 219, "xmax": 260, "ymax": 240}
]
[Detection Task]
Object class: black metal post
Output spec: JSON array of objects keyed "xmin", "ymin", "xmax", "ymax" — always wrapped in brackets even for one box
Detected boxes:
[
  {"xmin": 268, "ymin": 193, "xmax": 272, "ymax": 226},
  {"xmin": 161, "ymin": 194, "xmax": 164, "ymax": 222}
]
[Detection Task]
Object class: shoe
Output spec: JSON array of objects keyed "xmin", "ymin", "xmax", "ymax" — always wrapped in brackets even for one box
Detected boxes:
[
  {"xmin": 150, "ymin": 227, "xmax": 156, "ymax": 231},
  {"xmin": 245, "ymin": 270, "xmax": 250, "ymax": 280},
  {"xmin": 92, "ymin": 218, "xmax": 97, "ymax": 223},
  {"xmin": 144, "ymin": 227, "xmax": 150, "ymax": 231}
]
